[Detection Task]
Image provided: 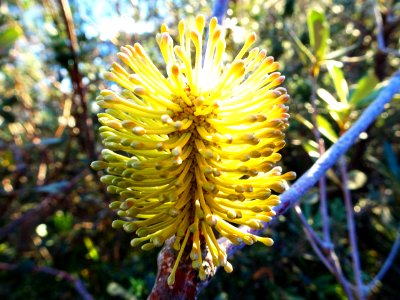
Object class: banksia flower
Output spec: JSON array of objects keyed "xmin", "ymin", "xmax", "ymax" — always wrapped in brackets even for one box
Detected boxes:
[{"xmin": 91, "ymin": 15, "xmax": 295, "ymax": 285}]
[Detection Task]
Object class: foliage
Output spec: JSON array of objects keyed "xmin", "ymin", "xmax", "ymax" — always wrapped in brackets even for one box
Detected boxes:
[{"xmin": 0, "ymin": 0, "xmax": 399, "ymax": 299}]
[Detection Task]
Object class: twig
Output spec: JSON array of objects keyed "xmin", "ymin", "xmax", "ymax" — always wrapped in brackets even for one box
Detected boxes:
[
  {"xmin": 294, "ymin": 205, "xmax": 324, "ymax": 248},
  {"xmin": 294, "ymin": 206, "xmax": 332, "ymax": 271},
  {"xmin": 57, "ymin": 0, "xmax": 96, "ymax": 161},
  {"xmin": 329, "ymin": 250, "xmax": 356, "ymax": 300},
  {"xmin": 295, "ymin": 206, "xmax": 355, "ymax": 299},
  {"xmin": 0, "ymin": 262, "xmax": 93, "ymax": 300},
  {"xmin": 309, "ymin": 73, "xmax": 332, "ymax": 247},
  {"xmin": 295, "ymin": 202, "xmax": 355, "ymax": 299},
  {"xmin": 367, "ymin": 227, "xmax": 400, "ymax": 293},
  {"xmin": 339, "ymin": 156, "xmax": 365, "ymax": 300},
  {"xmin": 148, "ymin": 72, "xmax": 400, "ymax": 297}
]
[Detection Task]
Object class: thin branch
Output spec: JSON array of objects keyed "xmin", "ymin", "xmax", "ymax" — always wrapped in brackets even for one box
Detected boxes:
[
  {"xmin": 0, "ymin": 262, "xmax": 93, "ymax": 300},
  {"xmin": 149, "ymin": 72, "xmax": 400, "ymax": 297},
  {"xmin": 330, "ymin": 250, "xmax": 356, "ymax": 300},
  {"xmin": 57, "ymin": 0, "xmax": 96, "ymax": 161},
  {"xmin": 295, "ymin": 206, "xmax": 355, "ymax": 300},
  {"xmin": 339, "ymin": 156, "xmax": 365, "ymax": 300},
  {"xmin": 294, "ymin": 205, "xmax": 324, "ymax": 248},
  {"xmin": 367, "ymin": 227, "xmax": 400, "ymax": 293},
  {"xmin": 309, "ymin": 73, "xmax": 332, "ymax": 247},
  {"xmin": 294, "ymin": 206, "xmax": 332, "ymax": 271},
  {"xmin": 295, "ymin": 204, "xmax": 355, "ymax": 299}
]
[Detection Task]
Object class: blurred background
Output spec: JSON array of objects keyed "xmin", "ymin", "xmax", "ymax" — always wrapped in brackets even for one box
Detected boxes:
[{"xmin": 0, "ymin": 0, "xmax": 399, "ymax": 299}]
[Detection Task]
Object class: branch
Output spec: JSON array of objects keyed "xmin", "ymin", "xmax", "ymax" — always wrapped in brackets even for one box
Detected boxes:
[
  {"xmin": 0, "ymin": 262, "xmax": 93, "ymax": 300},
  {"xmin": 57, "ymin": 0, "xmax": 96, "ymax": 161},
  {"xmin": 211, "ymin": 0, "xmax": 230, "ymax": 24},
  {"xmin": 148, "ymin": 71, "xmax": 400, "ymax": 299},
  {"xmin": 339, "ymin": 156, "xmax": 365, "ymax": 299},
  {"xmin": 294, "ymin": 206, "xmax": 332, "ymax": 272},
  {"xmin": 309, "ymin": 71, "xmax": 331, "ymax": 247}
]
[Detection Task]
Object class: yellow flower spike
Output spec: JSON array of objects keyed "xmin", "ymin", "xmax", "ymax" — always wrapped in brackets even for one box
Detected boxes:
[
  {"xmin": 160, "ymin": 23, "xmax": 168, "ymax": 33},
  {"xmin": 92, "ymin": 15, "xmax": 295, "ymax": 285},
  {"xmin": 178, "ymin": 20, "xmax": 185, "ymax": 46},
  {"xmin": 233, "ymin": 32, "xmax": 257, "ymax": 62}
]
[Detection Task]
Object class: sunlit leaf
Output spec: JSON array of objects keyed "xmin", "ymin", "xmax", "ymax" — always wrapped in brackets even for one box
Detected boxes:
[
  {"xmin": 324, "ymin": 43, "xmax": 359, "ymax": 60},
  {"xmin": 317, "ymin": 88, "xmax": 348, "ymax": 127},
  {"xmin": 84, "ymin": 237, "xmax": 100, "ymax": 261},
  {"xmin": 307, "ymin": 9, "xmax": 329, "ymax": 61},
  {"xmin": 285, "ymin": 25, "xmax": 315, "ymax": 64},
  {"xmin": 0, "ymin": 22, "xmax": 23, "ymax": 51},
  {"xmin": 326, "ymin": 61, "xmax": 349, "ymax": 103},
  {"xmin": 302, "ymin": 139, "xmax": 320, "ymax": 158},
  {"xmin": 317, "ymin": 115, "xmax": 338, "ymax": 143},
  {"xmin": 317, "ymin": 88, "xmax": 349, "ymax": 111},
  {"xmin": 349, "ymin": 72, "xmax": 379, "ymax": 108}
]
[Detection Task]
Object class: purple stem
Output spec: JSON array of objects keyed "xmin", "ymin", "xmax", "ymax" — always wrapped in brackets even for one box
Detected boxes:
[
  {"xmin": 339, "ymin": 156, "xmax": 365, "ymax": 300},
  {"xmin": 294, "ymin": 206, "xmax": 332, "ymax": 271},
  {"xmin": 309, "ymin": 75, "xmax": 331, "ymax": 246},
  {"xmin": 294, "ymin": 205, "xmax": 324, "ymax": 247},
  {"xmin": 295, "ymin": 205, "xmax": 355, "ymax": 299}
]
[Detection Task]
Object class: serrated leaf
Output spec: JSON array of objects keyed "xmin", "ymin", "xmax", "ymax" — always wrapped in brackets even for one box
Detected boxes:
[
  {"xmin": 307, "ymin": 9, "xmax": 329, "ymax": 61},
  {"xmin": 317, "ymin": 115, "xmax": 338, "ymax": 143},
  {"xmin": 349, "ymin": 72, "xmax": 379, "ymax": 108},
  {"xmin": 326, "ymin": 61, "xmax": 349, "ymax": 103}
]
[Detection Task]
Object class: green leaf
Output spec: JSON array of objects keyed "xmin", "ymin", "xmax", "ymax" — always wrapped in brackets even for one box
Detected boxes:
[
  {"xmin": 326, "ymin": 61, "xmax": 349, "ymax": 103},
  {"xmin": 84, "ymin": 237, "xmax": 100, "ymax": 261},
  {"xmin": 317, "ymin": 115, "xmax": 338, "ymax": 143},
  {"xmin": 285, "ymin": 25, "xmax": 315, "ymax": 64},
  {"xmin": 349, "ymin": 72, "xmax": 379, "ymax": 108},
  {"xmin": 317, "ymin": 88, "xmax": 349, "ymax": 111},
  {"xmin": 307, "ymin": 9, "xmax": 329, "ymax": 61},
  {"xmin": 53, "ymin": 211, "xmax": 74, "ymax": 232},
  {"xmin": 0, "ymin": 22, "xmax": 23, "ymax": 50},
  {"xmin": 302, "ymin": 139, "xmax": 320, "ymax": 158}
]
